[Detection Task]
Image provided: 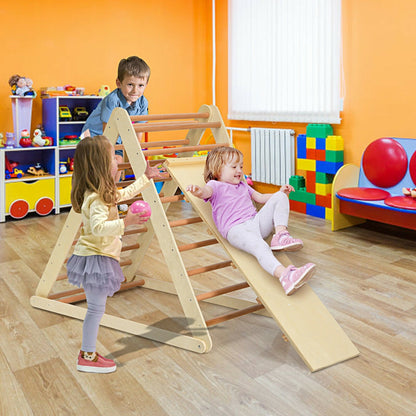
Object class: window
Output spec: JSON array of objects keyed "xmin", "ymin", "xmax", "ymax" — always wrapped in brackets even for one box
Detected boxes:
[{"xmin": 228, "ymin": 0, "xmax": 342, "ymax": 123}]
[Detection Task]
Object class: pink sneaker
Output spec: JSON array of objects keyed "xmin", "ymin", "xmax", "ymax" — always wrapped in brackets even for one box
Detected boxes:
[
  {"xmin": 271, "ymin": 230, "xmax": 303, "ymax": 251},
  {"xmin": 279, "ymin": 263, "xmax": 316, "ymax": 295},
  {"xmin": 77, "ymin": 351, "xmax": 117, "ymax": 373}
]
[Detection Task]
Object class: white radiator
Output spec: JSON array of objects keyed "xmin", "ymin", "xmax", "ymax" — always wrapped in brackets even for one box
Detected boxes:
[{"xmin": 251, "ymin": 128, "xmax": 295, "ymax": 185}]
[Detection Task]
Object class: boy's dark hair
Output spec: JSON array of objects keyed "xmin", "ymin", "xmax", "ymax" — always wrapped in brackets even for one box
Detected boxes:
[{"xmin": 117, "ymin": 56, "xmax": 151, "ymax": 83}]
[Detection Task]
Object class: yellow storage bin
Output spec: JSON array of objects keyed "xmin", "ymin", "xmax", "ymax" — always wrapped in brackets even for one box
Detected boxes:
[
  {"xmin": 60, "ymin": 176, "xmax": 72, "ymax": 206},
  {"xmin": 6, "ymin": 179, "xmax": 55, "ymax": 214}
]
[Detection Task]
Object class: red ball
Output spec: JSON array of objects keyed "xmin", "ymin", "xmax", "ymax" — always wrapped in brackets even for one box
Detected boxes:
[
  {"xmin": 362, "ymin": 138, "xmax": 407, "ymax": 188},
  {"xmin": 130, "ymin": 201, "xmax": 151, "ymax": 215}
]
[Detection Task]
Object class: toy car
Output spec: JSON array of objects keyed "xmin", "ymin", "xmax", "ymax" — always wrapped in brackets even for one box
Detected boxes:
[
  {"xmin": 59, "ymin": 106, "xmax": 72, "ymax": 121},
  {"xmin": 5, "ymin": 167, "xmax": 24, "ymax": 179},
  {"xmin": 72, "ymin": 107, "xmax": 89, "ymax": 121}
]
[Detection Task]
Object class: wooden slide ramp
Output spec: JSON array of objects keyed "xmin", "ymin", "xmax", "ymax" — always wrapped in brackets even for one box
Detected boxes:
[{"xmin": 166, "ymin": 157, "xmax": 359, "ymax": 372}]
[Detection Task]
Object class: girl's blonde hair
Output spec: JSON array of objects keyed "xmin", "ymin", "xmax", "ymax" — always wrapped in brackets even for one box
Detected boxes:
[
  {"xmin": 71, "ymin": 136, "xmax": 119, "ymax": 213},
  {"xmin": 204, "ymin": 146, "xmax": 244, "ymax": 182}
]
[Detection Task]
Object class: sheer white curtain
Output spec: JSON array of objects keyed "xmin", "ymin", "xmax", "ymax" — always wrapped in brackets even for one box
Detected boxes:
[{"xmin": 228, "ymin": 0, "xmax": 342, "ymax": 123}]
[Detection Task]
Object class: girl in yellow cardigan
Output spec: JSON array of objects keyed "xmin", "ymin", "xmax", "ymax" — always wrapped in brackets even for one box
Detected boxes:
[{"xmin": 67, "ymin": 135, "xmax": 150, "ymax": 373}]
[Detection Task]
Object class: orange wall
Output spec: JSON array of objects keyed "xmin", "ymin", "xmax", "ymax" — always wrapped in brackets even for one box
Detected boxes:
[
  {"xmin": 0, "ymin": 0, "xmax": 212, "ymax": 135},
  {"xmin": 215, "ymin": 0, "xmax": 416, "ymax": 190},
  {"xmin": 2, "ymin": 0, "xmax": 416, "ymax": 186}
]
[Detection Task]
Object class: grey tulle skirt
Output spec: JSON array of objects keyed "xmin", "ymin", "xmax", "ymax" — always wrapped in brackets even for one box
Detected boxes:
[{"xmin": 67, "ymin": 254, "xmax": 124, "ymax": 297}]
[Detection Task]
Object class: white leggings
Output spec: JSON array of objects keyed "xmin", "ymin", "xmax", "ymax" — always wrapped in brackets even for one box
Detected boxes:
[{"xmin": 226, "ymin": 191, "xmax": 289, "ymax": 275}]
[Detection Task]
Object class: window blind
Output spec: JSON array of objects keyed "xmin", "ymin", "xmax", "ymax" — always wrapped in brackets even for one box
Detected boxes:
[{"xmin": 228, "ymin": 0, "xmax": 342, "ymax": 124}]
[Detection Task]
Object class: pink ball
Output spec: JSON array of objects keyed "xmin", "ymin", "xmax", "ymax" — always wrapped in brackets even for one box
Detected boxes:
[{"xmin": 130, "ymin": 201, "xmax": 151, "ymax": 215}]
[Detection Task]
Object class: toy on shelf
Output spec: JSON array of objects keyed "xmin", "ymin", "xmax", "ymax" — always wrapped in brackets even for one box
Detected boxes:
[
  {"xmin": 403, "ymin": 187, "xmax": 416, "ymax": 198},
  {"xmin": 98, "ymin": 85, "xmax": 110, "ymax": 97},
  {"xmin": 59, "ymin": 161, "xmax": 68, "ymax": 174},
  {"xmin": 72, "ymin": 107, "xmax": 89, "ymax": 121},
  {"xmin": 59, "ymin": 106, "xmax": 72, "ymax": 121},
  {"xmin": 40, "ymin": 86, "xmax": 86, "ymax": 97},
  {"xmin": 59, "ymin": 135, "xmax": 80, "ymax": 146},
  {"xmin": 5, "ymin": 167, "xmax": 24, "ymax": 179},
  {"xmin": 19, "ymin": 129, "xmax": 32, "ymax": 147},
  {"xmin": 32, "ymin": 129, "xmax": 46, "ymax": 147},
  {"xmin": 67, "ymin": 157, "xmax": 74, "ymax": 171},
  {"xmin": 27, "ymin": 163, "xmax": 48, "ymax": 176},
  {"xmin": 5, "ymin": 133, "xmax": 15, "ymax": 148},
  {"xmin": 5, "ymin": 156, "xmax": 18, "ymax": 171},
  {"xmin": 8, "ymin": 74, "xmax": 36, "ymax": 97}
]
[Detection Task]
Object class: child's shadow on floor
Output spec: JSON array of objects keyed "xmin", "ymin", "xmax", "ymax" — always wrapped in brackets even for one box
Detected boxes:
[{"xmin": 110, "ymin": 317, "xmax": 213, "ymax": 364}]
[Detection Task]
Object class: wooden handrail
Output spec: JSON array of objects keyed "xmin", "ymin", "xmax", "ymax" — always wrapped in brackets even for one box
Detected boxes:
[
  {"xmin": 140, "ymin": 139, "xmax": 190, "ymax": 148},
  {"xmin": 130, "ymin": 112, "xmax": 210, "ymax": 122},
  {"xmin": 143, "ymin": 143, "xmax": 226, "ymax": 157},
  {"xmin": 134, "ymin": 121, "xmax": 221, "ymax": 133}
]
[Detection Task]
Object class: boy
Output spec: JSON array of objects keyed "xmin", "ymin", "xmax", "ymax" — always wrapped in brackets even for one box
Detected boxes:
[{"xmin": 83, "ymin": 56, "xmax": 163, "ymax": 179}]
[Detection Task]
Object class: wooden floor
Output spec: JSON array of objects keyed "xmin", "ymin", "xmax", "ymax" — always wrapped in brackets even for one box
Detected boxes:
[{"xmin": 1, "ymin": 202, "xmax": 416, "ymax": 416}]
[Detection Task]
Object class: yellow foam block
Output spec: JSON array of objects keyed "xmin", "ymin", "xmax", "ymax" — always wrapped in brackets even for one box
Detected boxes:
[
  {"xmin": 297, "ymin": 158, "xmax": 316, "ymax": 171},
  {"xmin": 316, "ymin": 183, "xmax": 332, "ymax": 196},
  {"xmin": 306, "ymin": 137, "xmax": 316, "ymax": 149},
  {"xmin": 325, "ymin": 207, "xmax": 333, "ymax": 221},
  {"xmin": 326, "ymin": 136, "xmax": 344, "ymax": 150}
]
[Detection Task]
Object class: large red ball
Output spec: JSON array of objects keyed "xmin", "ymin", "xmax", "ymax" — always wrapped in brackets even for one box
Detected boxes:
[
  {"xmin": 130, "ymin": 201, "xmax": 151, "ymax": 215},
  {"xmin": 362, "ymin": 138, "xmax": 407, "ymax": 188}
]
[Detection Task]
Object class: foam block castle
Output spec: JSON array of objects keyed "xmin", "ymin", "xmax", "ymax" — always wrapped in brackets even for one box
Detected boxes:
[{"xmin": 289, "ymin": 124, "xmax": 344, "ymax": 220}]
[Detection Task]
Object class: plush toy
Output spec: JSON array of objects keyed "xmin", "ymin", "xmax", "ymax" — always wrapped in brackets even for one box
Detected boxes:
[
  {"xmin": 32, "ymin": 129, "xmax": 46, "ymax": 146},
  {"xmin": 402, "ymin": 187, "xmax": 416, "ymax": 198}
]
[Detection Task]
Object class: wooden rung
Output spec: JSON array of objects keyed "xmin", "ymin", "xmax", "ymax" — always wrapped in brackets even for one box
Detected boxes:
[
  {"xmin": 134, "ymin": 121, "xmax": 220, "ymax": 133},
  {"xmin": 187, "ymin": 260, "xmax": 232, "ymax": 277},
  {"xmin": 143, "ymin": 143, "xmax": 226, "ymax": 157},
  {"xmin": 205, "ymin": 303, "xmax": 265, "ymax": 327},
  {"xmin": 196, "ymin": 281, "xmax": 249, "ymax": 302},
  {"xmin": 50, "ymin": 279, "xmax": 146, "ymax": 304},
  {"xmin": 120, "ymin": 259, "xmax": 133, "ymax": 267},
  {"xmin": 121, "ymin": 243, "xmax": 140, "ymax": 252},
  {"xmin": 160, "ymin": 194, "xmax": 185, "ymax": 204},
  {"xmin": 169, "ymin": 217, "xmax": 203, "ymax": 228},
  {"xmin": 130, "ymin": 112, "xmax": 210, "ymax": 122},
  {"xmin": 140, "ymin": 139, "xmax": 190, "ymax": 148},
  {"xmin": 177, "ymin": 238, "xmax": 218, "ymax": 252},
  {"xmin": 123, "ymin": 226, "xmax": 148, "ymax": 236}
]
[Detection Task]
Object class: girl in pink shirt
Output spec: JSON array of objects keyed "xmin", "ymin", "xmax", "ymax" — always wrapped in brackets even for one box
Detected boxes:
[{"xmin": 186, "ymin": 146, "xmax": 315, "ymax": 296}]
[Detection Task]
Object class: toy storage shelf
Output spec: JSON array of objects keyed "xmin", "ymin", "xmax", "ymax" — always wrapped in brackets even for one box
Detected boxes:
[
  {"xmin": 0, "ymin": 146, "xmax": 57, "ymax": 222},
  {"xmin": 0, "ymin": 96, "xmax": 102, "ymax": 222},
  {"xmin": 43, "ymin": 95, "xmax": 102, "ymax": 211}
]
